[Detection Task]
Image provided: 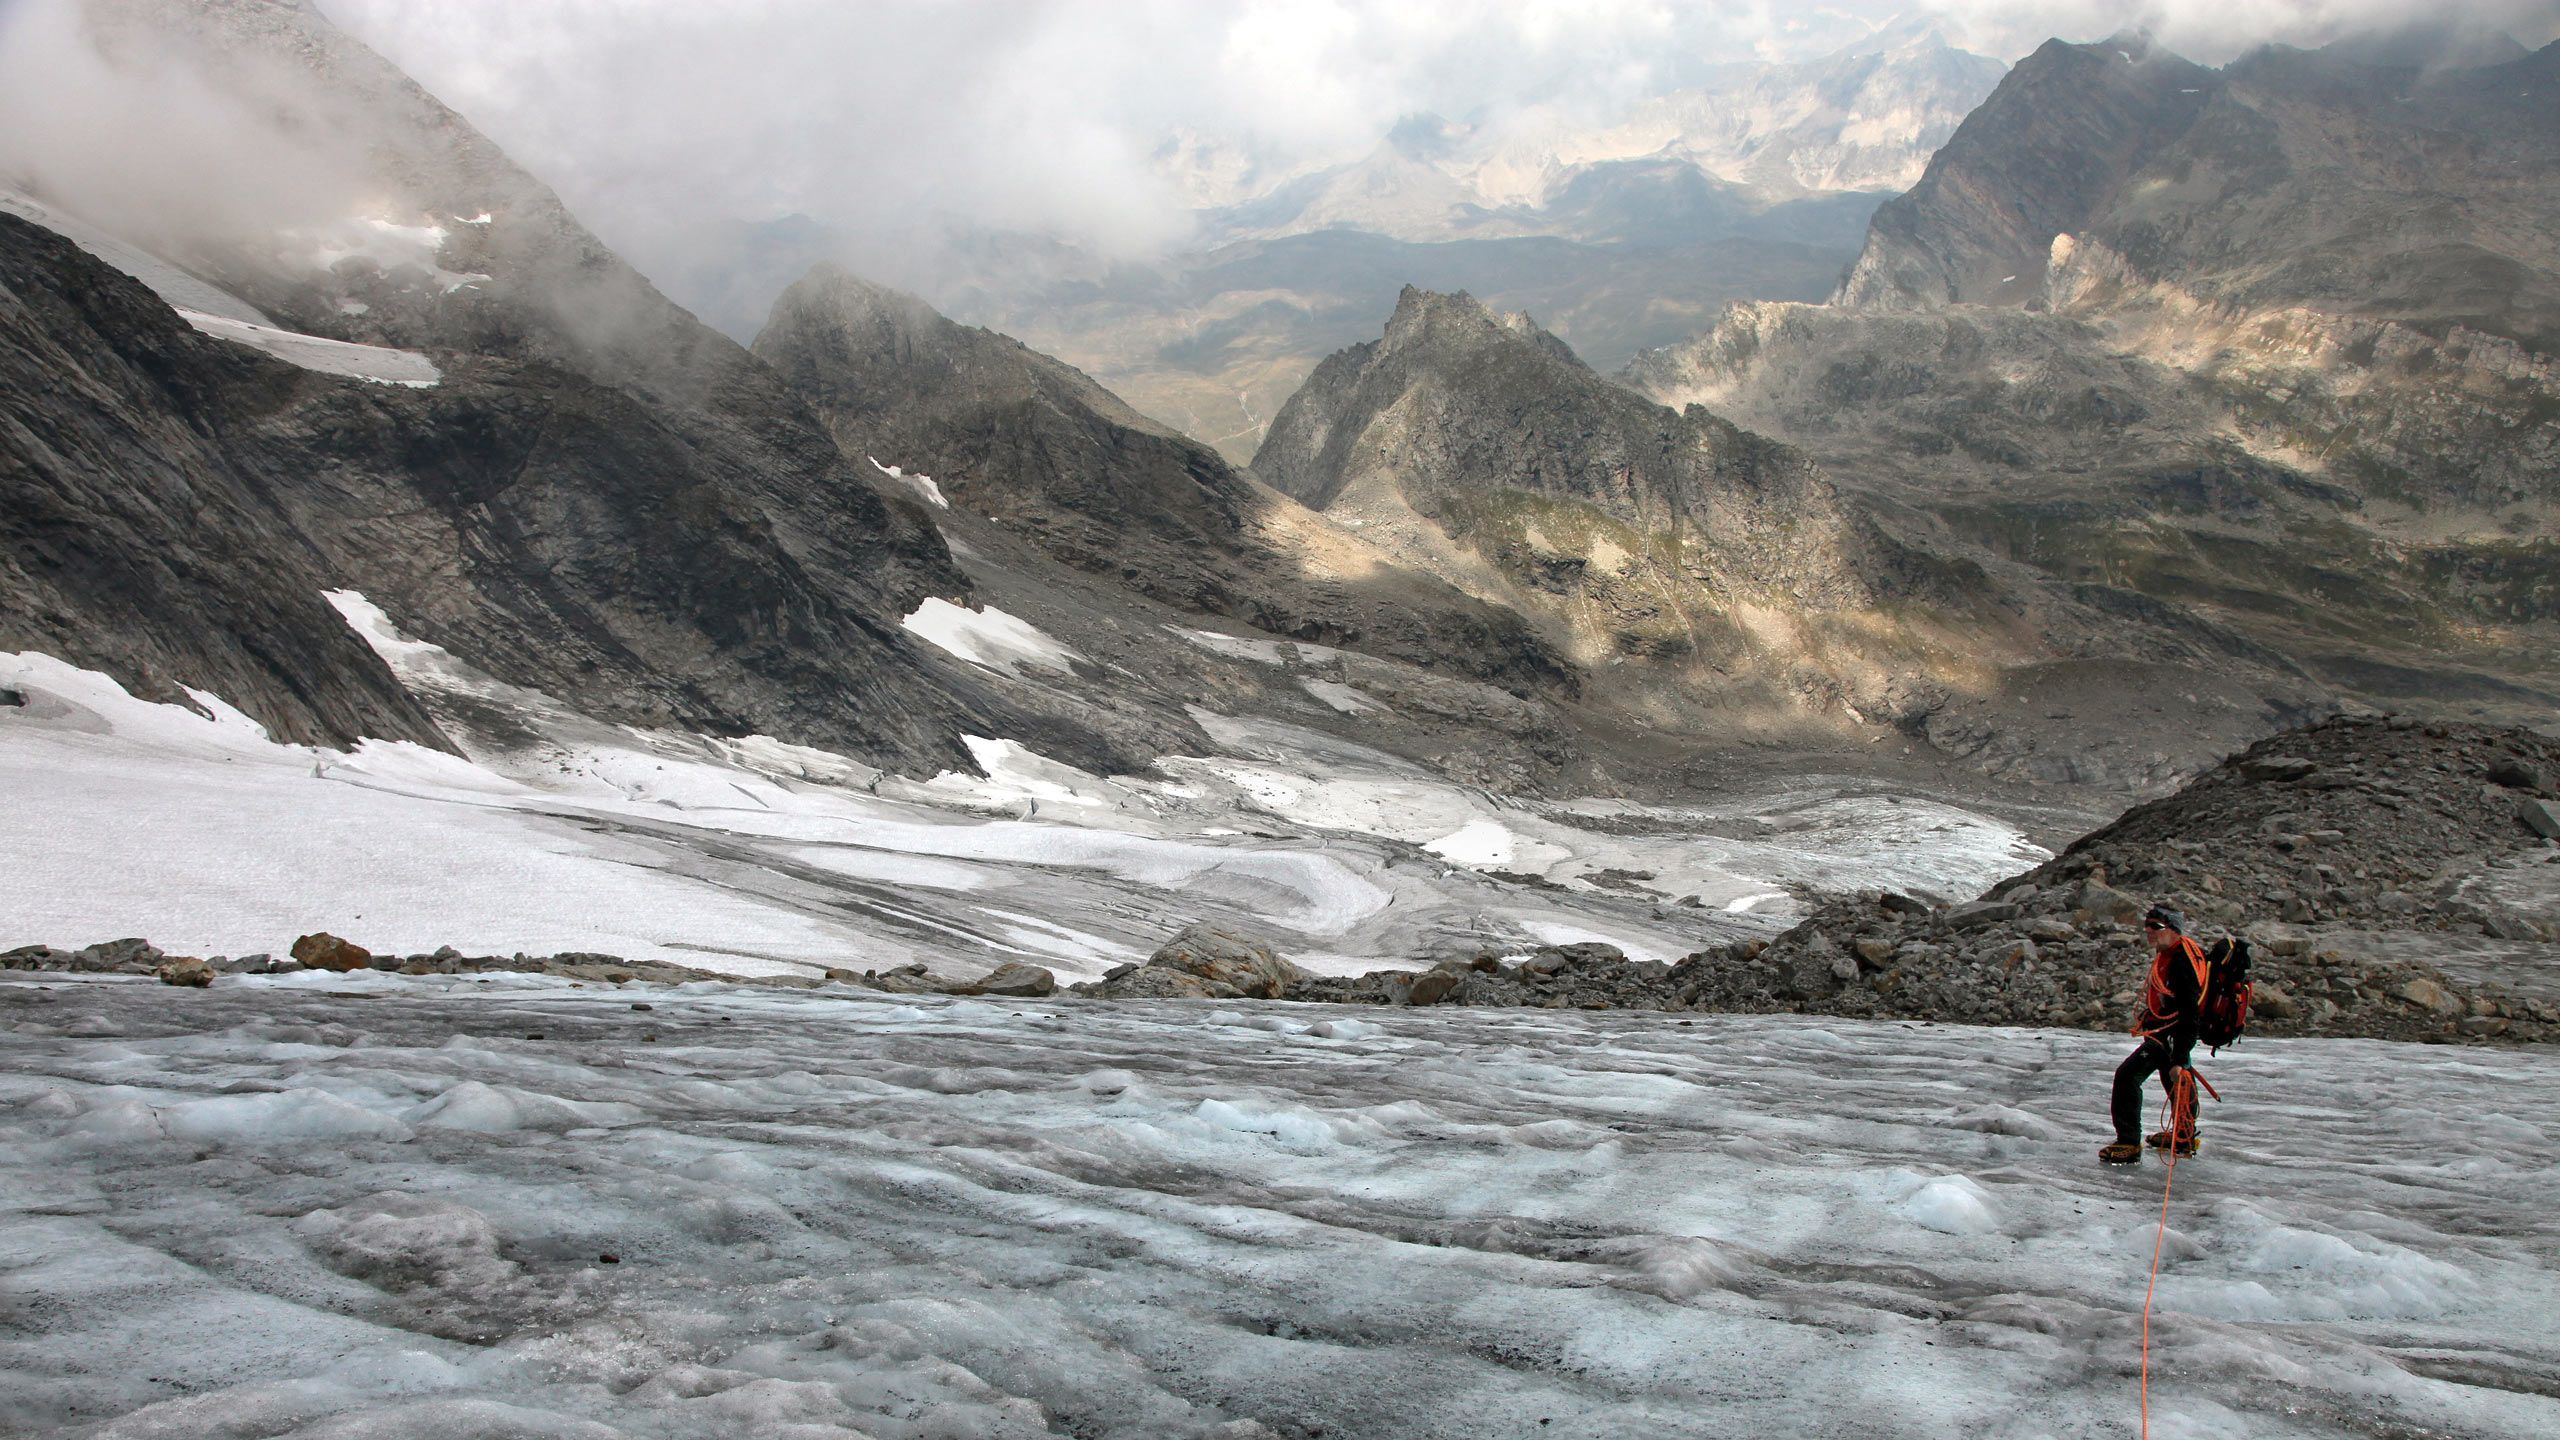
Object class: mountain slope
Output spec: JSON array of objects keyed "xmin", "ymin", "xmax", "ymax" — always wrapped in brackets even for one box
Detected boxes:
[
  {"xmin": 751, "ymin": 267, "xmax": 1578, "ymax": 701},
  {"xmin": 0, "ymin": 0, "xmax": 1064, "ymax": 772},
  {"xmin": 1631, "ymin": 32, "xmax": 2560, "ymax": 729}
]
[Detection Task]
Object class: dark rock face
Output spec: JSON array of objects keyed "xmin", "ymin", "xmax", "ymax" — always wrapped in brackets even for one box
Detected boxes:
[
  {"xmin": 0, "ymin": 1, "xmax": 1089, "ymax": 773},
  {"xmin": 752, "ymin": 268, "xmax": 1577, "ymax": 699},
  {"xmin": 0, "ymin": 215, "xmax": 449, "ymax": 748}
]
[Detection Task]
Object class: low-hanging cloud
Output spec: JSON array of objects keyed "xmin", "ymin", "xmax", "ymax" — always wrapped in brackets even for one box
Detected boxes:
[
  {"xmin": 10, "ymin": 0, "xmax": 2545, "ymax": 336},
  {"xmin": 0, "ymin": 0, "xmax": 379, "ymax": 255},
  {"xmin": 1920, "ymin": 0, "xmax": 2560, "ymax": 64},
  {"xmin": 311, "ymin": 0, "xmax": 2556, "ymax": 295}
]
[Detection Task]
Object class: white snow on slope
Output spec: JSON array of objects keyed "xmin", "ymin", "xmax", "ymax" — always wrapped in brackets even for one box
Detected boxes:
[
  {"xmin": 1, "ymin": 596, "xmax": 2042, "ymax": 982},
  {"xmin": 0, "ymin": 188, "xmax": 273, "ymax": 325},
  {"xmin": 1, "ymin": 975, "xmax": 2552, "ymax": 1439},
  {"xmin": 869, "ymin": 456, "xmax": 950, "ymax": 508},
  {"xmin": 902, "ymin": 598, "xmax": 1081, "ymax": 676},
  {"xmin": 2, "ymin": 189, "xmax": 443, "ymax": 385},
  {"xmin": 176, "ymin": 308, "xmax": 442, "ymax": 386}
]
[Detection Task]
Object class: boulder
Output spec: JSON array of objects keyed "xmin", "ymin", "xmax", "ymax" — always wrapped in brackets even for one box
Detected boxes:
[
  {"xmin": 2074, "ymin": 883, "xmax": 2143, "ymax": 922},
  {"xmin": 1143, "ymin": 924, "xmax": 1309, "ymax": 999},
  {"xmin": 154, "ymin": 956, "xmax": 214, "ymax": 988},
  {"xmin": 2518, "ymin": 798, "xmax": 2560, "ymax": 840},
  {"xmin": 1944, "ymin": 900, "xmax": 2019, "ymax": 931},
  {"xmin": 1, "ymin": 945, "xmax": 70, "ymax": 970},
  {"xmin": 2392, "ymin": 977, "xmax": 2464, "ymax": 1016},
  {"xmin": 980, "ymin": 963, "xmax": 1057, "ymax": 998},
  {"xmin": 2488, "ymin": 758, "xmax": 2543, "ymax": 790},
  {"xmin": 291, "ymin": 933, "xmax": 373, "ymax": 973},
  {"xmin": 72, "ymin": 938, "xmax": 161, "ymax": 972},
  {"xmin": 1403, "ymin": 970, "xmax": 1462, "ymax": 1006}
]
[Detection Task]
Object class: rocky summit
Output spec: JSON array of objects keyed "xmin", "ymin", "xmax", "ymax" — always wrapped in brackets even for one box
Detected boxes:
[{"xmin": 1631, "ymin": 31, "xmax": 2560, "ymax": 752}]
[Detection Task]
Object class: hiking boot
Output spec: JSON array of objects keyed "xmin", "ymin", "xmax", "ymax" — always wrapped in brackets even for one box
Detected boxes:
[
  {"xmin": 2146, "ymin": 1129, "xmax": 2201, "ymax": 1157},
  {"xmin": 2099, "ymin": 1142, "xmax": 2143, "ymax": 1165}
]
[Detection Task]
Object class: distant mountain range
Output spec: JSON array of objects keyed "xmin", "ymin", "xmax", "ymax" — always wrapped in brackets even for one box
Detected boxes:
[
  {"xmin": 5, "ymin": 1, "xmax": 2555, "ymax": 802},
  {"xmin": 641, "ymin": 21, "xmax": 2010, "ymax": 466},
  {"xmin": 1627, "ymin": 26, "xmax": 2560, "ymax": 756}
]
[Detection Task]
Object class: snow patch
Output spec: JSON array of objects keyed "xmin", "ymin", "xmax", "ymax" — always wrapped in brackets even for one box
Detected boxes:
[
  {"xmin": 868, "ymin": 457, "xmax": 949, "ymax": 508},
  {"xmin": 177, "ymin": 309, "xmax": 441, "ymax": 387},
  {"xmin": 902, "ymin": 599, "xmax": 1079, "ymax": 676}
]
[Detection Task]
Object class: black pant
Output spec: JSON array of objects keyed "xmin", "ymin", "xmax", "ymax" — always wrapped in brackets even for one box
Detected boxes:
[{"xmin": 2112, "ymin": 1039, "xmax": 2193, "ymax": 1145}]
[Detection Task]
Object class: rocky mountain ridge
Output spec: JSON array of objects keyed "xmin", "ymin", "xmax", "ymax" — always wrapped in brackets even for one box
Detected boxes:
[
  {"xmin": 1626, "ymin": 29, "xmax": 2560, "ymax": 749},
  {"xmin": 1079, "ymin": 715, "xmax": 2560, "ymax": 1046},
  {"xmin": 1256, "ymin": 285, "xmax": 2331, "ymax": 781},
  {"xmin": 749, "ymin": 267, "xmax": 1575, "ymax": 702},
  {"xmin": 0, "ymin": 0, "xmax": 1085, "ymax": 774}
]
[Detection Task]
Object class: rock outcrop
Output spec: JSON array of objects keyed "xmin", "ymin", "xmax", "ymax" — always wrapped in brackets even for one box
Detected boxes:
[
  {"xmin": 752, "ymin": 267, "xmax": 1577, "ymax": 699},
  {"xmin": 0, "ymin": 0, "xmax": 1039, "ymax": 774},
  {"xmin": 1253, "ymin": 287, "xmax": 2012, "ymax": 714},
  {"xmin": 1628, "ymin": 33, "xmax": 2560, "ymax": 743},
  {"xmin": 1076, "ymin": 925, "xmax": 1315, "ymax": 1001}
]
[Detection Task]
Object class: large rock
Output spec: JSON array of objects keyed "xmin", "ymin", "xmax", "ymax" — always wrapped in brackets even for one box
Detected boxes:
[
  {"xmin": 2518, "ymin": 798, "xmax": 2560, "ymax": 840},
  {"xmin": 72, "ymin": 938, "xmax": 160, "ymax": 972},
  {"xmin": 1140, "ymin": 925, "xmax": 1310, "ymax": 1000},
  {"xmin": 154, "ymin": 955, "xmax": 213, "ymax": 988},
  {"xmin": 291, "ymin": 932, "xmax": 373, "ymax": 973},
  {"xmin": 1402, "ymin": 970, "xmax": 1462, "ymax": 1007},
  {"xmin": 1944, "ymin": 900, "xmax": 2020, "ymax": 931},
  {"xmin": 979, "ymin": 963, "xmax": 1057, "ymax": 998}
]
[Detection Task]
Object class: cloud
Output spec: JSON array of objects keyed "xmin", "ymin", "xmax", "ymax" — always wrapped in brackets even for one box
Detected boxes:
[
  {"xmin": 308, "ymin": 0, "xmax": 1901, "ymax": 284},
  {"xmin": 1919, "ymin": 0, "xmax": 2560, "ymax": 64},
  {"xmin": 0, "ymin": 0, "xmax": 377, "ymax": 252}
]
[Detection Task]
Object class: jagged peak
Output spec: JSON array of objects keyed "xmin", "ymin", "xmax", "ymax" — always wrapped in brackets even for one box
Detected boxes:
[{"xmin": 1380, "ymin": 285, "xmax": 1587, "ymax": 370}]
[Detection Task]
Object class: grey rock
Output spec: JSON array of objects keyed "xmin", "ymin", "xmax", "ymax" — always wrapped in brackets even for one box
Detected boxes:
[
  {"xmin": 72, "ymin": 938, "xmax": 160, "ymax": 972},
  {"xmin": 2519, "ymin": 798, "xmax": 2560, "ymax": 840},
  {"xmin": 1944, "ymin": 900, "xmax": 2019, "ymax": 931},
  {"xmin": 979, "ymin": 963, "xmax": 1057, "ymax": 998},
  {"xmin": 1137, "ymin": 924, "xmax": 1309, "ymax": 1000},
  {"xmin": 2488, "ymin": 758, "xmax": 2542, "ymax": 790}
]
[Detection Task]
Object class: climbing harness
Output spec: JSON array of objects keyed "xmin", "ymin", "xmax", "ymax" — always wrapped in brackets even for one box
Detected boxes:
[{"xmin": 2139, "ymin": 1066, "xmax": 2207, "ymax": 1439}]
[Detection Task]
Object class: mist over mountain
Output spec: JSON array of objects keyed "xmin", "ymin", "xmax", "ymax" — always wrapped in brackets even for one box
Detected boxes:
[{"xmin": 7, "ymin": 4, "xmax": 2560, "ymax": 1436}]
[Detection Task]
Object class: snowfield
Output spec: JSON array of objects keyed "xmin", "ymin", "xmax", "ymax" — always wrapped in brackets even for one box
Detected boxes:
[
  {"xmin": 0, "ymin": 602, "xmax": 2046, "ymax": 980},
  {"xmin": 1, "ymin": 973, "xmax": 2552, "ymax": 1438}
]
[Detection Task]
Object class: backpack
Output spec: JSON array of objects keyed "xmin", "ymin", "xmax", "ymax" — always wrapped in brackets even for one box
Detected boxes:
[{"xmin": 2198, "ymin": 936, "xmax": 2254, "ymax": 1051}]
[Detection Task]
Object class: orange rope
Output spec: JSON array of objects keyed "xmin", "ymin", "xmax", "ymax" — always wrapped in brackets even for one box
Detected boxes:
[{"xmin": 2140, "ymin": 1067, "xmax": 2199, "ymax": 1439}]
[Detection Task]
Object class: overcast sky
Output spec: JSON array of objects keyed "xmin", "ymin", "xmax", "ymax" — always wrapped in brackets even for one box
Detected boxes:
[{"xmin": 311, "ymin": 0, "xmax": 2558, "ymax": 280}]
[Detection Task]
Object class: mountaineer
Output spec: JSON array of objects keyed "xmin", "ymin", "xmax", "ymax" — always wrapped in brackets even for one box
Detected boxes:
[{"xmin": 2099, "ymin": 904, "xmax": 2209, "ymax": 1165}]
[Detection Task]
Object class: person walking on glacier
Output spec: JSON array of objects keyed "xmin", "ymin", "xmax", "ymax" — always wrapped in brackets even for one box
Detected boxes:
[{"xmin": 2099, "ymin": 904, "xmax": 2209, "ymax": 1165}]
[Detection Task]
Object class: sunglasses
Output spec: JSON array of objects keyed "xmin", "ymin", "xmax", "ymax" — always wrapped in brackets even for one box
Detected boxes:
[{"xmin": 2141, "ymin": 920, "xmax": 2168, "ymax": 931}]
